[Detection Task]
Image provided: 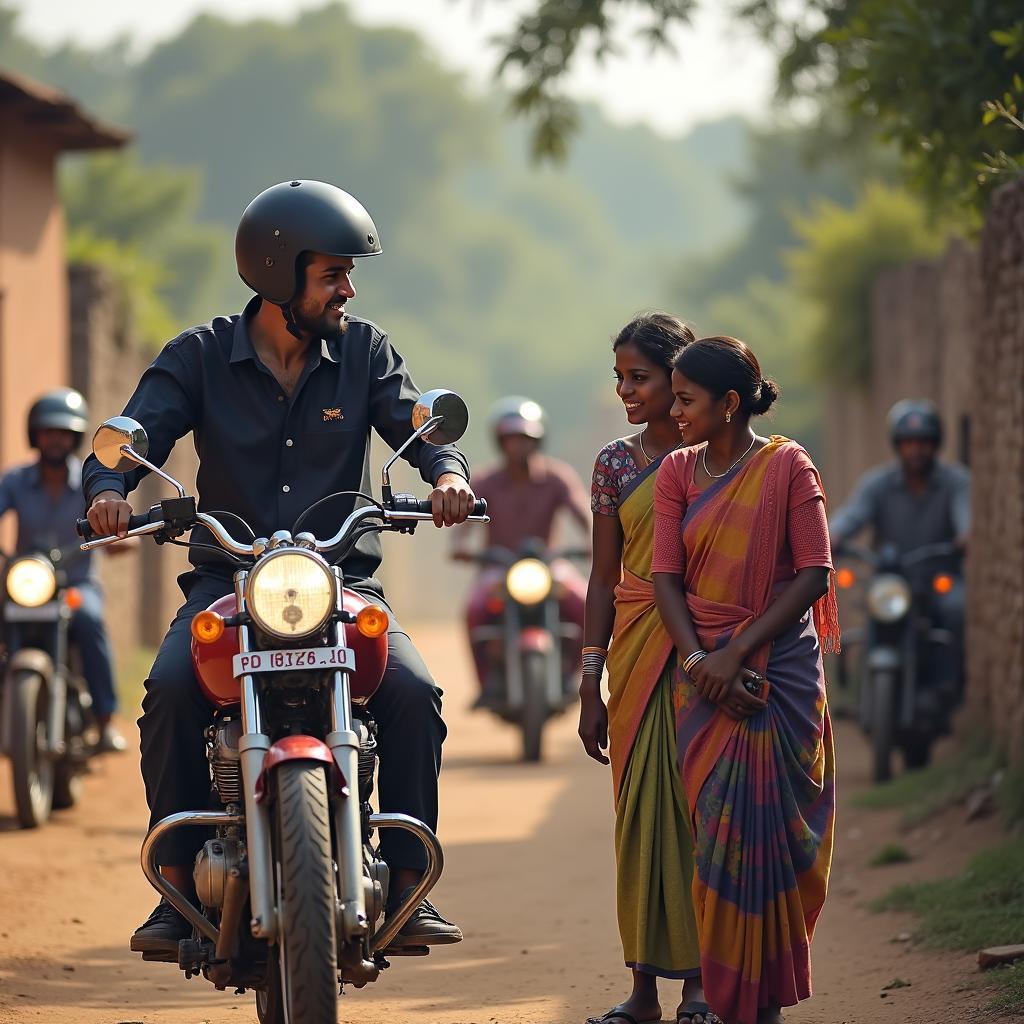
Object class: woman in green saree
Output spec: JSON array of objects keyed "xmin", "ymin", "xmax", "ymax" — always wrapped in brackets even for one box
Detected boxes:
[{"xmin": 581, "ymin": 313, "xmax": 718, "ymax": 1024}]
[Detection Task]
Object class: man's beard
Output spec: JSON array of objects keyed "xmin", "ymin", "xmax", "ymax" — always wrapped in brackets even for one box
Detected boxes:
[
  {"xmin": 290, "ymin": 301, "xmax": 349, "ymax": 342},
  {"xmin": 39, "ymin": 450, "xmax": 71, "ymax": 468}
]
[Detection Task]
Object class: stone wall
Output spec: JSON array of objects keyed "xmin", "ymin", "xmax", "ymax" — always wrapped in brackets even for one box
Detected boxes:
[
  {"xmin": 967, "ymin": 181, "xmax": 1024, "ymax": 760},
  {"xmin": 822, "ymin": 179, "xmax": 1024, "ymax": 760}
]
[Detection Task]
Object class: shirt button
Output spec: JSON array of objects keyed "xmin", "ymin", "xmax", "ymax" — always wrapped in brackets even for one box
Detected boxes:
[
  {"xmin": 282, "ymin": 485, "xmax": 290, "ymax": 493},
  {"xmin": 286, "ymin": 439, "xmax": 294, "ymax": 447},
  {"xmin": 277, "ymin": 395, "xmax": 285, "ymax": 403}
]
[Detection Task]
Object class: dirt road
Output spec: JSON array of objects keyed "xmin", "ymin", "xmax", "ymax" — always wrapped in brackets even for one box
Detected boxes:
[{"xmin": 0, "ymin": 623, "xmax": 1017, "ymax": 1024}]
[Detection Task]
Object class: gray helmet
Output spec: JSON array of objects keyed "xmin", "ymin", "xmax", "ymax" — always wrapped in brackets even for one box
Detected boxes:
[
  {"xmin": 27, "ymin": 388, "xmax": 89, "ymax": 447},
  {"xmin": 888, "ymin": 399, "xmax": 943, "ymax": 446},
  {"xmin": 490, "ymin": 396, "xmax": 546, "ymax": 441},
  {"xmin": 235, "ymin": 180, "xmax": 382, "ymax": 305}
]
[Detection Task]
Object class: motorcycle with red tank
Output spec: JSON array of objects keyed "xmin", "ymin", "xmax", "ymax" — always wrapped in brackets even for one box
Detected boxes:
[{"xmin": 76, "ymin": 390, "xmax": 486, "ymax": 1024}]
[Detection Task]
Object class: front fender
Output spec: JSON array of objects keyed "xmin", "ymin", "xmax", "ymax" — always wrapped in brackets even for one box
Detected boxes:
[
  {"xmin": 518, "ymin": 626, "xmax": 554, "ymax": 654},
  {"xmin": 253, "ymin": 736, "xmax": 349, "ymax": 802},
  {"xmin": 8, "ymin": 648, "xmax": 55, "ymax": 679}
]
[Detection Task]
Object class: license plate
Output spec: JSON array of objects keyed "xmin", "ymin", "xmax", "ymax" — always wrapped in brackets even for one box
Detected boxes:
[
  {"xmin": 232, "ymin": 646, "xmax": 355, "ymax": 678},
  {"xmin": 4, "ymin": 602, "xmax": 60, "ymax": 622}
]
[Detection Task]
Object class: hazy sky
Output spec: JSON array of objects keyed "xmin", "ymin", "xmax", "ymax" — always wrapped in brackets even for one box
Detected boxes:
[{"xmin": 13, "ymin": 0, "xmax": 776, "ymax": 136}]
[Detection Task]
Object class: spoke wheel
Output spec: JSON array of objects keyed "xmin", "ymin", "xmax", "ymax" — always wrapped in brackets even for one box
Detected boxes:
[
  {"xmin": 257, "ymin": 761, "xmax": 338, "ymax": 1024},
  {"xmin": 9, "ymin": 670, "xmax": 54, "ymax": 828}
]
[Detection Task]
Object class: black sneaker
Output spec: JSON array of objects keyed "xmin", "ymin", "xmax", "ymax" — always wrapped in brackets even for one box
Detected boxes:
[
  {"xmin": 129, "ymin": 899, "xmax": 192, "ymax": 954},
  {"xmin": 386, "ymin": 886, "xmax": 463, "ymax": 947}
]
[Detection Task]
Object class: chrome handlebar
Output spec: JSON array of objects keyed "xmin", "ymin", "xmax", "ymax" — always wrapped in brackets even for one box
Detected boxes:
[{"xmin": 81, "ymin": 503, "xmax": 488, "ymax": 556}]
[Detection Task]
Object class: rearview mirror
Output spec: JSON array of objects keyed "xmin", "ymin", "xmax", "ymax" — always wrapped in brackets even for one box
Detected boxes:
[
  {"xmin": 412, "ymin": 389, "xmax": 469, "ymax": 446},
  {"xmin": 92, "ymin": 417, "xmax": 150, "ymax": 472}
]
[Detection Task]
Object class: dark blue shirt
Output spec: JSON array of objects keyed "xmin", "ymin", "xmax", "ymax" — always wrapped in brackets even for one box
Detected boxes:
[
  {"xmin": 82, "ymin": 299, "xmax": 470, "ymax": 596},
  {"xmin": 0, "ymin": 457, "xmax": 95, "ymax": 585}
]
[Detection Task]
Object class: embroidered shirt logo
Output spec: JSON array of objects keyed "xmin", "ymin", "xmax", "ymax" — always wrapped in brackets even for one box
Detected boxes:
[{"xmin": 322, "ymin": 407, "xmax": 344, "ymax": 422}]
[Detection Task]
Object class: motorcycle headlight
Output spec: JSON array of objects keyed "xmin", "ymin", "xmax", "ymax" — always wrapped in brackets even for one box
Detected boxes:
[
  {"xmin": 866, "ymin": 574, "xmax": 912, "ymax": 623},
  {"xmin": 245, "ymin": 551, "xmax": 335, "ymax": 640},
  {"xmin": 6, "ymin": 557, "xmax": 57, "ymax": 608},
  {"xmin": 506, "ymin": 558, "xmax": 552, "ymax": 605}
]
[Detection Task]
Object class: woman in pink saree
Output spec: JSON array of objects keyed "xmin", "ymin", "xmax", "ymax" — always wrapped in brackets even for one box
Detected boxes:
[{"xmin": 652, "ymin": 337, "xmax": 839, "ymax": 1024}]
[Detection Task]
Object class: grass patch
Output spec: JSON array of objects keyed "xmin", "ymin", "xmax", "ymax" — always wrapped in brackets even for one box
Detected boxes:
[
  {"xmin": 869, "ymin": 842, "xmax": 913, "ymax": 867},
  {"xmin": 853, "ymin": 738, "xmax": 1001, "ymax": 827},
  {"xmin": 872, "ymin": 837, "xmax": 1024, "ymax": 1012}
]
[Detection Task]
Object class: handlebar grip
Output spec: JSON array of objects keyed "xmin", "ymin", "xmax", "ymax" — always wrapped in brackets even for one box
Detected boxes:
[
  {"xmin": 411, "ymin": 497, "xmax": 488, "ymax": 517},
  {"xmin": 76, "ymin": 510, "xmax": 156, "ymax": 542}
]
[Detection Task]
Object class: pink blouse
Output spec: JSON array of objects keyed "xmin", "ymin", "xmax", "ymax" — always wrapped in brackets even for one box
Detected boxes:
[{"xmin": 650, "ymin": 445, "xmax": 832, "ymax": 581}]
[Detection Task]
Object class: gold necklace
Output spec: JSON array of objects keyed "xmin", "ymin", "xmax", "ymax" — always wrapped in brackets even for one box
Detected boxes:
[{"xmin": 639, "ymin": 428, "xmax": 679, "ymax": 466}]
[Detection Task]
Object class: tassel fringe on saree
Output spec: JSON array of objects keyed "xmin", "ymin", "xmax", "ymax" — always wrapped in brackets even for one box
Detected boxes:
[
  {"xmin": 606, "ymin": 454, "xmax": 700, "ymax": 979},
  {"xmin": 667, "ymin": 437, "xmax": 839, "ymax": 1024}
]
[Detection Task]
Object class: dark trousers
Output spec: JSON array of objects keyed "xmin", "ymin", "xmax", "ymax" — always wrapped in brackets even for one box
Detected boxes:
[
  {"xmin": 69, "ymin": 582, "xmax": 118, "ymax": 718},
  {"xmin": 139, "ymin": 574, "xmax": 446, "ymax": 871}
]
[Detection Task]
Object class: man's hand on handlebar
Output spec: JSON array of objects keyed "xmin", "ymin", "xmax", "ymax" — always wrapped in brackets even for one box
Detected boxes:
[
  {"xmin": 88, "ymin": 490, "xmax": 134, "ymax": 539},
  {"xmin": 431, "ymin": 473, "xmax": 476, "ymax": 529}
]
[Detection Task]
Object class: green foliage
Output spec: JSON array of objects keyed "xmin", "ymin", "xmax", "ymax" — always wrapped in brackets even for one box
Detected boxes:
[
  {"xmin": 60, "ymin": 151, "xmax": 229, "ymax": 347},
  {"xmin": 852, "ymin": 735, "xmax": 1002, "ymax": 828},
  {"xmin": 869, "ymin": 842, "xmax": 912, "ymax": 867},
  {"xmin": 492, "ymin": 0, "xmax": 696, "ymax": 161},
  {"xmin": 872, "ymin": 835, "xmax": 1024, "ymax": 1013},
  {"xmin": 65, "ymin": 231, "xmax": 176, "ymax": 351},
  {"xmin": 787, "ymin": 182, "xmax": 948, "ymax": 385},
  {"xmin": 743, "ymin": 0, "xmax": 1024, "ymax": 210}
]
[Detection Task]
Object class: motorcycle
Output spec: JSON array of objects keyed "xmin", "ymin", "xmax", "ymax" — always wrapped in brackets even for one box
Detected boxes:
[
  {"xmin": 834, "ymin": 540, "xmax": 962, "ymax": 781},
  {"xmin": 0, "ymin": 541, "xmax": 95, "ymax": 827},
  {"xmin": 76, "ymin": 389, "xmax": 487, "ymax": 1024},
  {"xmin": 463, "ymin": 542, "xmax": 585, "ymax": 762}
]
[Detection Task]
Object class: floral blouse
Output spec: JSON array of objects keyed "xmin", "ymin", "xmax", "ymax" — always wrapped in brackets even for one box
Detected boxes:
[{"xmin": 591, "ymin": 439, "xmax": 643, "ymax": 517}]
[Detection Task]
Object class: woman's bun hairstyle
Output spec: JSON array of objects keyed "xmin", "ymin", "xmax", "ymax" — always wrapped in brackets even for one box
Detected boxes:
[
  {"xmin": 673, "ymin": 336, "xmax": 780, "ymax": 418},
  {"xmin": 750, "ymin": 377, "xmax": 780, "ymax": 416}
]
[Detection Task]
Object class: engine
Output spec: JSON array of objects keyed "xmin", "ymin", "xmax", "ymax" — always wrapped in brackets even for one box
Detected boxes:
[{"xmin": 207, "ymin": 716, "xmax": 243, "ymax": 806}]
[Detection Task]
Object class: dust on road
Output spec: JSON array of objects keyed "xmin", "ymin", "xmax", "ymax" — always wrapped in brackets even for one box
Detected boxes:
[{"xmin": 0, "ymin": 624, "xmax": 1016, "ymax": 1024}]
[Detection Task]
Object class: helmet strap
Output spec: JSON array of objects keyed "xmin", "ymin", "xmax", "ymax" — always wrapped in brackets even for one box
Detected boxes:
[{"xmin": 279, "ymin": 302, "xmax": 305, "ymax": 342}]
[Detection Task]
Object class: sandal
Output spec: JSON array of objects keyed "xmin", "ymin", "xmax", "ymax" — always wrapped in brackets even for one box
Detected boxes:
[
  {"xmin": 586, "ymin": 1010, "xmax": 662, "ymax": 1024},
  {"xmin": 677, "ymin": 1002, "xmax": 723, "ymax": 1024}
]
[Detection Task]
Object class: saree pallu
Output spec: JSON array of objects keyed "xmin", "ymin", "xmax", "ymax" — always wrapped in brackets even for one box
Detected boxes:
[
  {"xmin": 672, "ymin": 438, "xmax": 839, "ymax": 1024},
  {"xmin": 606, "ymin": 456, "xmax": 700, "ymax": 978}
]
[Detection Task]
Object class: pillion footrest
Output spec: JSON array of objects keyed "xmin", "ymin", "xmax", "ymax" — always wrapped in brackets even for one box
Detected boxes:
[{"xmin": 380, "ymin": 944, "xmax": 430, "ymax": 957}]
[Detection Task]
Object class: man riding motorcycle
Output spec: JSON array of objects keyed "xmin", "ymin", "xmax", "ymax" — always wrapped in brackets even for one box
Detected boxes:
[
  {"xmin": 830, "ymin": 398, "xmax": 970, "ymax": 694},
  {"xmin": 453, "ymin": 398, "xmax": 589, "ymax": 700},
  {"xmin": 0, "ymin": 388, "xmax": 126, "ymax": 753},
  {"xmin": 82, "ymin": 180, "xmax": 477, "ymax": 956}
]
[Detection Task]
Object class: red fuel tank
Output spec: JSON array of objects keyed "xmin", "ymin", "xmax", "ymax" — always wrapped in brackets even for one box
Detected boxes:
[{"xmin": 191, "ymin": 589, "xmax": 389, "ymax": 709}]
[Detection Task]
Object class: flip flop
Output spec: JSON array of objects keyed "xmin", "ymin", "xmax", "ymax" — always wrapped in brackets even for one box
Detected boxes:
[
  {"xmin": 585, "ymin": 1010, "xmax": 661, "ymax": 1024},
  {"xmin": 677, "ymin": 1003, "xmax": 723, "ymax": 1024}
]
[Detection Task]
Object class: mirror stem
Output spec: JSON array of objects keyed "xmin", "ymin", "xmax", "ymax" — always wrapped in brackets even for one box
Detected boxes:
[
  {"xmin": 380, "ymin": 415, "xmax": 443, "ymax": 504},
  {"xmin": 121, "ymin": 446, "xmax": 187, "ymax": 498}
]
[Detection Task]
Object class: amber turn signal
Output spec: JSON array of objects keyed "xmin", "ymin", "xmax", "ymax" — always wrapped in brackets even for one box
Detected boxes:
[
  {"xmin": 933, "ymin": 573, "xmax": 955, "ymax": 595},
  {"xmin": 64, "ymin": 587, "xmax": 84, "ymax": 611},
  {"xmin": 356, "ymin": 604, "xmax": 389, "ymax": 638},
  {"xmin": 192, "ymin": 610, "xmax": 226, "ymax": 644},
  {"xmin": 836, "ymin": 567, "xmax": 856, "ymax": 589}
]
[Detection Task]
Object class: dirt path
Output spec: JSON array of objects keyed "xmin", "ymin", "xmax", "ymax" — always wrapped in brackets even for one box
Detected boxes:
[{"xmin": 0, "ymin": 623, "xmax": 1018, "ymax": 1024}]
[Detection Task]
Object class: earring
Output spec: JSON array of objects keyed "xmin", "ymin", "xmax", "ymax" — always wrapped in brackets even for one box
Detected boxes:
[{"xmin": 726, "ymin": 411, "xmax": 732, "ymax": 423}]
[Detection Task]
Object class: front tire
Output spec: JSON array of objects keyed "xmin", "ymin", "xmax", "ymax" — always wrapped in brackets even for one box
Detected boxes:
[
  {"xmin": 8, "ymin": 670, "xmax": 54, "ymax": 828},
  {"xmin": 870, "ymin": 670, "xmax": 897, "ymax": 783},
  {"xmin": 258, "ymin": 761, "xmax": 338, "ymax": 1024},
  {"xmin": 520, "ymin": 651, "xmax": 547, "ymax": 763}
]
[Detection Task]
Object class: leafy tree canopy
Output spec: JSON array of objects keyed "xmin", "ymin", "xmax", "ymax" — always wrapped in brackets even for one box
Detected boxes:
[{"xmin": 493, "ymin": 0, "xmax": 1024, "ymax": 208}]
